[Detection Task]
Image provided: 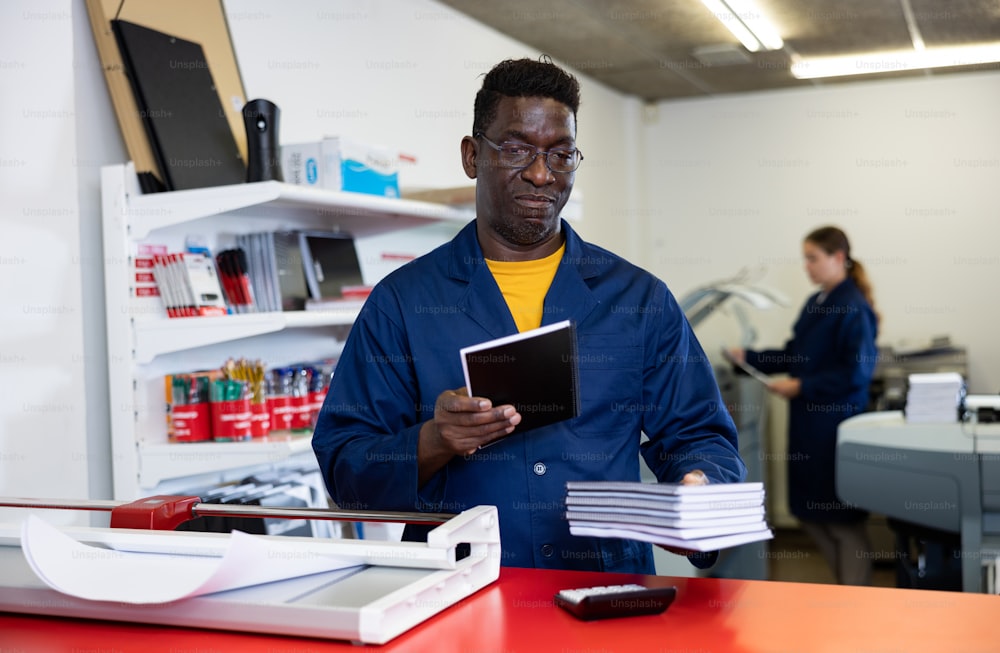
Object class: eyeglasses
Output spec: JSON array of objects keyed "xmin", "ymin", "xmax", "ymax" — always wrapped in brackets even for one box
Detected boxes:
[{"xmin": 474, "ymin": 133, "xmax": 583, "ymax": 173}]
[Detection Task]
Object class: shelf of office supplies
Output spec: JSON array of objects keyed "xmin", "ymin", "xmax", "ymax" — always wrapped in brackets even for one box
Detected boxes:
[
  {"xmin": 137, "ymin": 436, "xmax": 315, "ymax": 490},
  {"xmin": 101, "ymin": 162, "xmax": 464, "ymax": 500},
  {"xmin": 132, "ymin": 307, "xmax": 363, "ymax": 364},
  {"xmin": 117, "ymin": 164, "xmax": 471, "ymax": 240}
]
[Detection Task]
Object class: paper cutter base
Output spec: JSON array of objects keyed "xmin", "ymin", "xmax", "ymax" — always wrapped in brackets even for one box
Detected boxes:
[{"xmin": 0, "ymin": 504, "xmax": 500, "ymax": 645}]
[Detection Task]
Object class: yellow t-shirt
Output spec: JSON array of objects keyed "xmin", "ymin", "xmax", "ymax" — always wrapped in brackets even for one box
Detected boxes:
[{"xmin": 486, "ymin": 243, "xmax": 565, "ymax": 332}]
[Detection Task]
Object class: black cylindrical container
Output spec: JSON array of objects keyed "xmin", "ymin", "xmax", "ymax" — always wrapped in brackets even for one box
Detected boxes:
[{"xmin": 243, "ymin": 98, "xmax": 283, "ymax": 182}]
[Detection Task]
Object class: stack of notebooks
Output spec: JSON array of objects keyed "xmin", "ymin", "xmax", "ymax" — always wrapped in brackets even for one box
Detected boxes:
[
  {"xmin": 565, "ymin": 481, "xmax": 772, "ymax": 552},
  {"xmin": 904, "ymin": 372, "xmax": 965, "ymax": 423}
]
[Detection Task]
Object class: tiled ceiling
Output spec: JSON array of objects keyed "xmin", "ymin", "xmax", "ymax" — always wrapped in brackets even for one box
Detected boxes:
[{"xmin": 438, "ymin": 0, "xmax": 1000, "ymax": 102}]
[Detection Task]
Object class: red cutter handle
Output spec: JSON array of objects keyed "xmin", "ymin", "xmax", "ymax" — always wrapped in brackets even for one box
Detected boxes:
[{"xmin": 109, "ymin": 495, "xmax": 200, "ymax": 530}]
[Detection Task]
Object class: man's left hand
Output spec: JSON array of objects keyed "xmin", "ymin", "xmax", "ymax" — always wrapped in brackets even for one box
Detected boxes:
[
  {"xmin": 658, "ymin": 469, "xmax": 709, "ymax": 558},
  {"xmin": 681, "ymin": 470, "xmax": 708, "ymax": 487},
  {"xmin": 767, "ymin": 377, "xmax": 801, "ymax": 399}
]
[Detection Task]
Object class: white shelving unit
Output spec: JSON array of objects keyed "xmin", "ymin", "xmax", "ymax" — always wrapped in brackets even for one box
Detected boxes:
[
  {"xmin": 101, "ymin": 163, "xmax": 469, "ymax": 499},
  {"xmin": 131, "ymin": 308, "xmax": 364, "ymax": 364}
]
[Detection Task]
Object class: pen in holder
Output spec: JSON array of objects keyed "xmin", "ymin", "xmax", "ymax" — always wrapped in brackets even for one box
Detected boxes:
[
  {"xmin": 168, "ymin": 374, "xmax": 212, "ymax": 443},
  {"xmin": 210, "ymin": 378, "xmax": 252, "ymax": 442},
  {"xmin": 220, "ymin": 358, "xmax": 269, "ymax": 439}
]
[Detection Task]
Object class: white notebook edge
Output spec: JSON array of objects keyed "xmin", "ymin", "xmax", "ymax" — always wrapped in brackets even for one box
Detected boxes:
[
  {"xmin": 565, "ymin": 481, "xmax": 764, "ymax": 495},
  {"xmin": 570, "ymin": 524, "xmax": 774, "ymax": 552}
]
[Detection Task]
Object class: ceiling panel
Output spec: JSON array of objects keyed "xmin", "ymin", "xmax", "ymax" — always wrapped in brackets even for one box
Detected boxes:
[
  {"xmin": 438, "ymin": 0, "xmax": 1000, "ymax": 102},
  {"xmin": 910, "ymin": 0, "xmax": 1000, "ymax": 44}
]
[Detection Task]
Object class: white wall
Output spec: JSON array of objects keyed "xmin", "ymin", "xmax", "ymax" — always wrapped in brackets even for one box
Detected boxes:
[
  {"xmin": 223, "ymin": 0, "xmax": 644, "ymax": 261},
  {"xmin": 641, "ymin": 73, "xmax": 1000, "ymax": 528},
  {"xmin": 0, "ymin": 0, "xmax": 92, "ymax": 522},
  {"xmin": 641, "ymin": 72, "xmax": 1000, "ymax": 395}
]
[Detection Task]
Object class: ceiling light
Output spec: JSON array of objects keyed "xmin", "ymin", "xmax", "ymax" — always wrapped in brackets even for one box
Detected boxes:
[
  {"xmin": 699, "ymin": 0, "xmax": 784, "ymax": 52},
  {"xmin": 790, "ymin": 43, "xmax": 1000, "ymax": 79}
]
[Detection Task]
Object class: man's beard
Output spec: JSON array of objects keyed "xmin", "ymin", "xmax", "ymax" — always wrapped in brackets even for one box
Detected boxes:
[{"xmin": 492, "ymin": 213, "xmax": 553, "ymax": 247}]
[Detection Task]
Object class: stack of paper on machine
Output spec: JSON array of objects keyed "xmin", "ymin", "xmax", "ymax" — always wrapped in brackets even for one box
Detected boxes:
[
  {"xmin": 565, "ymin": 481, "xmax": 772, "ymax": 551},
  {"xmin": 904, "ymin": 372, "xmax": 965, "ymax": 423}
]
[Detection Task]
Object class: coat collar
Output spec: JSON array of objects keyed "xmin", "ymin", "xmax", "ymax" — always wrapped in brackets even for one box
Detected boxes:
[
  {"xmin": 447, "ymin": 219, "xmax": 602, "ymax": 338},
  {"xmin": 446, "ymin": 219, "xmax": 601, "ymax": 280},
  {"xmin": 812, "ymin": 277, "xmax": 856, "ymax": 305}
]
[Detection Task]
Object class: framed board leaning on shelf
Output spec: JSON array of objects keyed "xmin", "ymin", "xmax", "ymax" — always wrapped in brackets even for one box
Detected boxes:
[{"xmin": 85, "ymin": 0, "xmax": 248, "ymax": 191}]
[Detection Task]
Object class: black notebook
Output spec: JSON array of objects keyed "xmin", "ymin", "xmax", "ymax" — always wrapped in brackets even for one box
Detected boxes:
[
  {"xmin": 112, "ymin": 19, "xmax": 246, "ymax": 191},
  {"xmin": 460, "ymin": 320, "xmax": 580, "ymax": 433}
]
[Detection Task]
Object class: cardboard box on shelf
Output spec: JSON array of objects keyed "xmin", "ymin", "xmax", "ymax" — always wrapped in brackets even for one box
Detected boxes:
[
  {"xmin": 281, "ymin": 137, "xmax": 399, "ymax": 197},
  {"xmin": 280, "ymin": 141, "xmax": 323, "ymax": 187}
]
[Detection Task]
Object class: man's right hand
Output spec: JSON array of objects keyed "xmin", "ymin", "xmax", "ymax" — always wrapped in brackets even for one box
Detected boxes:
[{"xmin": 417, "ymin": 387, "xmax": 520, "ymax": 486}]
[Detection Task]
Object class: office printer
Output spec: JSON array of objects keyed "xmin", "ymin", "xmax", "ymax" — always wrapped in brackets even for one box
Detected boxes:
[
  {"xmin": 669, "ymin": 270, "xmax": 787, "ymax": 580},
  {"xmin": 867, "ymin": 337, "xmax": 968, "ymax": 411},
  {"xmin": 836, "ymin": 406, "xmax": 1000, "ymax": 592}
]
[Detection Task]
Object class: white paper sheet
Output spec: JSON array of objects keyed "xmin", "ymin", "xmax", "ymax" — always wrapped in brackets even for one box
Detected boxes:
[
  {"xmin": 569, "ymin": 524, "xmax": 774, "ymax": 551},
  {"xmin": 21, "ymin": 514, "xmax": 362, "ymax": 604}
]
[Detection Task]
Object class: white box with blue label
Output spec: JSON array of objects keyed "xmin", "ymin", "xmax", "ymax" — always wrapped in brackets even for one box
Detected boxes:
[
  {"xmin": 280, "ymin": 141, "xmax": 323, "ymax": 187},
  {"xmin": 322, "ymin": 136, "xmax": 399, "ymax": 198},
  {"xmin": 280, "ymin": 137, "xmax": 400, "ymax": 198}
]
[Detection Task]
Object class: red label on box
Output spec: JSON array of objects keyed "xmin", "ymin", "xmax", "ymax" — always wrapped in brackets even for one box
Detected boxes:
[
  {"xmin": 250, "ymin": 402, "xmax": 271, "ymax": 438},
  {"xmin": 137, "ymin": 243, "xmax": 168, "ymax": 256},
  {"xmin": 309, "ymin": 389, "xmax": 327, "ymax": 427},
  {"xmin": 171, "ymin": 404, "xmax": 211, "ymax": 442},
  {"xmin": 211, "ymin": 398, "xmax": 252, "ymax": 441},
  {"xmin": 268, "ymin": 396, "xmax": 295, "ymax": 431},
  {"xmin": 195, "ymin": 306, "xmax": 228, "ymax": 317},
  {"xmin": 291, "ymin": 395, "xmax": 312, "ymax": 431}
]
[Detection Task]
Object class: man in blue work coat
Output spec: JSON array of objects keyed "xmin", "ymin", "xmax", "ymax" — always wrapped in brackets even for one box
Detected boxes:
[{"xmin": 312, "ymin": 57, "xmax": 746, "ymax": 573}]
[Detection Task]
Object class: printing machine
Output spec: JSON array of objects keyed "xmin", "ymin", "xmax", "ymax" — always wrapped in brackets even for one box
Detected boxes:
[
  {"xmin": 866, "ymin": 338, "xmax": 968, "ymax": 412},
  {"xmin": 836, "ymin": 404, "xmax": 1000, "ymax": 592},
  {"xmin": 667, "ymin": 270, "xmax": 787, "ymax": 581}
]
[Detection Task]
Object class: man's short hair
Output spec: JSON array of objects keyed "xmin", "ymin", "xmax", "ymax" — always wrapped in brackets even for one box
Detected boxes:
[{"xmin": 473, "ymin": 57, "xmax": 581, "ymax": 136}]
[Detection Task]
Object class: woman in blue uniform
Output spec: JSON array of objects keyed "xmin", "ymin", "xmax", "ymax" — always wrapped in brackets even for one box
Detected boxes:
[{"xmin": 729, "ymin": 226, "xmax": 878, "ymax": 585}]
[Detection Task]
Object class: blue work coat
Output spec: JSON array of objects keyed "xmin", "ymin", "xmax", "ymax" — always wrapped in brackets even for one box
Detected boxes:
[
  {"xmin": 746, "ymin": 277, "xmax": 878, "ymax": 522},
  {"xmin": 313, "ymin": 219, "xmax": 746, "ymax": 572}
]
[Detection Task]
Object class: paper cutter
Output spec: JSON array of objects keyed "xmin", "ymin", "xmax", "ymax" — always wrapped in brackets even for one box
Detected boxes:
[{"xmin": 0, "ymin": 495, "xmax": 501, "ymax": 644}]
